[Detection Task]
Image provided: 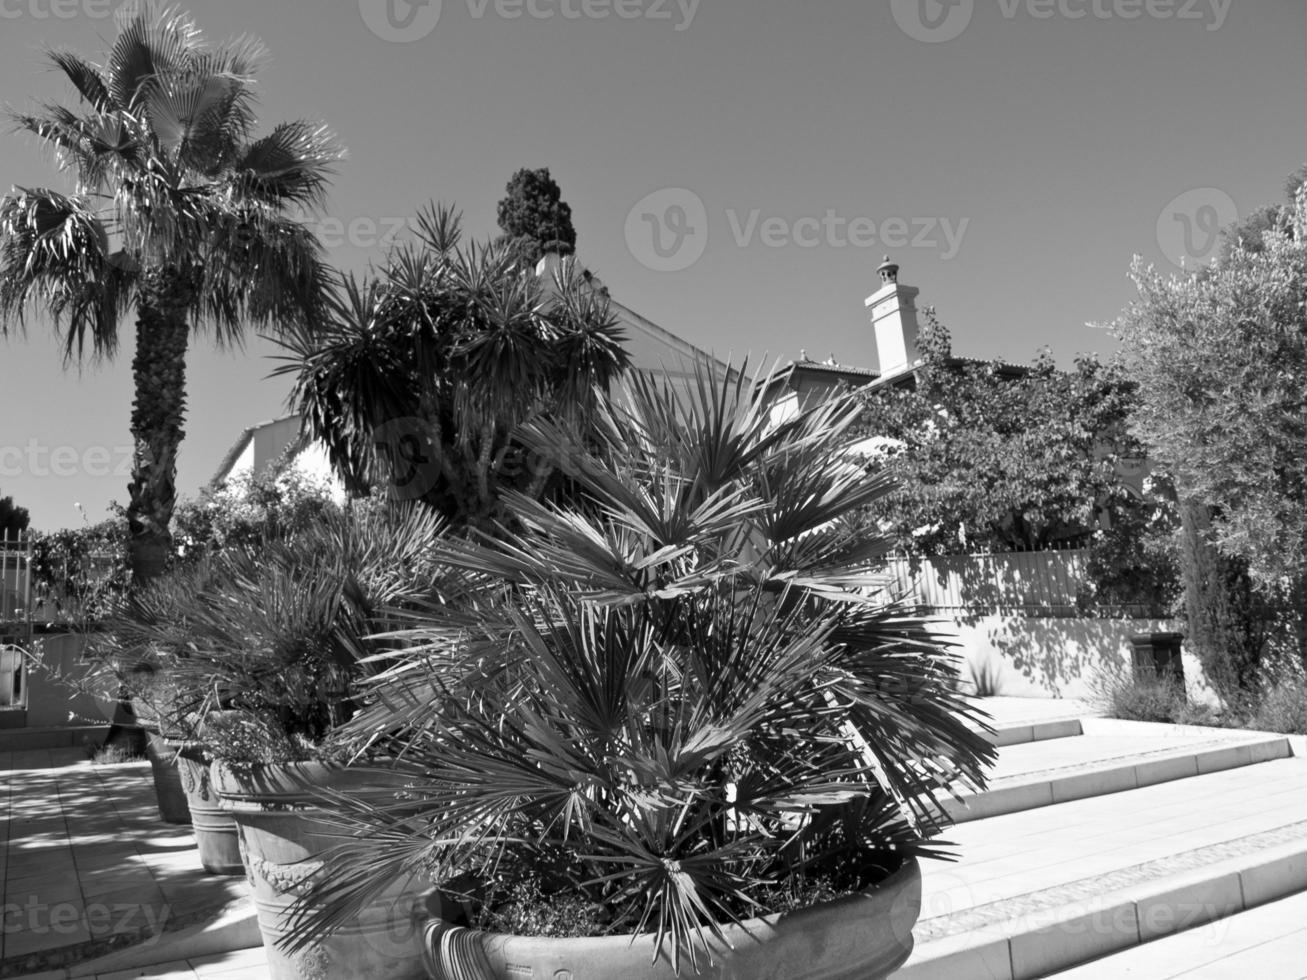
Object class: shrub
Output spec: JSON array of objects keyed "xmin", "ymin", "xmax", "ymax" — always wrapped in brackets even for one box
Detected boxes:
[
  {"xmin": 171, "ymin": 468, "xmax": 337, "ymax": 566},
  {"xmin": 1090, "ymin": 663, "xmax": 1187, "ymax": 724},
  {"xmin": 1108, "ymin": 677, "xmax": 1186, "ymax": 723},
  {"xmin": 29, "ymin": 517, "xmax": 131, "ymax": 625},
  {"xmin": 95, "ymin": 503, "xmax": 456, "ymax": 765},
  {"xmin": 88, "ymin": 742, "xmax": 145, "ymax": 765},
  {"xmin": 1251, "ymin": 676, "xmax": 1307, "ymax": 735}
]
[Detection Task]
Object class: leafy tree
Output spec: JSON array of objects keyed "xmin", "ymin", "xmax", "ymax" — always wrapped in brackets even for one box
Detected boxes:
[
  {"xmin": 495, "ymin": 167, "xmax": 577, "ymax": 267},
  {"xmin": 854, "ymin": 314, "xmax": 1179, "ymax": 613},
  {"xmin": 857, "ymin": 315, "xmax": 1157, "ymax": 546},
  {"xmin": 0, "ymin": 492, "xmax": 30, "ymax": 536},
  {"xmin": 1113, "ymin": 193, "xmax": 1307, "ymax": 585},
  {"xmin": 170, "ymin": 468, "xmax": 337, "ymax": 565},
  {"xmin": 1218, "ymin": 164, "xmax": 1307, "ymax": 262},
  {"xmin": 1111, "ymin": 188, "xmax": 1307, "ymax": 686},
  {"xmin": 276, "ymin": 205, "xmax": 628, "ymax": 532},
  {"xmin": 0, "ymin": 4, "xmax": 342, "ymax": 586}
]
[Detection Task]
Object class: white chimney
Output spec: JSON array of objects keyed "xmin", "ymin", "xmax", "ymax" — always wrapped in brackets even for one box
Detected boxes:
[{"xmin": 865, "ymin": 256, "xmax": 921, "ymax": 375}]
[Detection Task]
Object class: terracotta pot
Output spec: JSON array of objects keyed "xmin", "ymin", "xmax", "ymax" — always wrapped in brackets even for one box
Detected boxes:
[
  {"xmin": 213, "ymin": 760, "xmax": 428, "ymax": 980},
  {"xmin": 142, "ymin": 730, "xmax": 192, "ymax": 825},
  {"xmin": 177, "ymin": 754, "xmax": 244, "ymax": 874},
  {"xmin": 422, "ymin": 857, "xmax": 921, "ymax": 980}
]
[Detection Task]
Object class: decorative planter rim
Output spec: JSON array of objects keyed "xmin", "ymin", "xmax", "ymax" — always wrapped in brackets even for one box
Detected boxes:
[
  {"xmin": 422, "ymin": 854, "xmax": 921, "ymax": 978},
  {"xmin": 212, "ymin": 758, "xmax": 409, "ymax": 812}
]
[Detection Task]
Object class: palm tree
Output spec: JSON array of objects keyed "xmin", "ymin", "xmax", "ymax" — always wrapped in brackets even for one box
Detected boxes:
[
  {"xmin": 0, "ymin": 3, "xmax": 342, "ymax": 585},
  {"xmin": 275, "ymin": 204, "xmax": 629, "ymax": 531}
]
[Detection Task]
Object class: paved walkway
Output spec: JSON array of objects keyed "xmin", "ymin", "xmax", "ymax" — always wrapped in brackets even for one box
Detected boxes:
[{"xmin": 0, "ymin": 748, "xmax": 253, "ymax": 978}]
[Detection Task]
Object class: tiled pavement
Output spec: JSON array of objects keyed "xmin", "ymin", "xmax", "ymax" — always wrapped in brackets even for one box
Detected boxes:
[
  {"xmin": 21, "ymin": 948, "xmax": 270, "ymax": 980},
  {"xmin": 0, "ymin": 748, "xmax": 256, "ymax": 978}
]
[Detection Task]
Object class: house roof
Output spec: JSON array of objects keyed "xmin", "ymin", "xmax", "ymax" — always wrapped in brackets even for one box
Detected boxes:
[{"xmin": 209, "ymin": 414, "xmax": 307, "ymax": 488}]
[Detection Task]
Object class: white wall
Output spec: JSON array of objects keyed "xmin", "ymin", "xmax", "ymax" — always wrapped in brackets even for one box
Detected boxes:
[{"xmin": 927, "ymin": 615, "xmax": 1219, "ymax": 707}]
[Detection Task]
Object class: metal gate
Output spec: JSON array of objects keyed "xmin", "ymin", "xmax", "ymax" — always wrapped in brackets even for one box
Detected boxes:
[{"xmin": 0, "ymin": 529, "xmax": 33, "ymax": 708}]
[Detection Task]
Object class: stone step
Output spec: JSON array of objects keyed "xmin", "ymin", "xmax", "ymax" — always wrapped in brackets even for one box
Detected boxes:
[
  {"xmin": 1039, "ymin": 887, "xmax": 1307, "ymax": 978},
  {"xmin": 942, "ymin": 719, "xmax": 1293, "ymax": 823},
  {"xmin": 984, "ymin": 716, "xmax": 1084, "ymax": 749},
  {"xmin": 893, "ymin": 757, "xmax": 1307, "ymax": 980}
]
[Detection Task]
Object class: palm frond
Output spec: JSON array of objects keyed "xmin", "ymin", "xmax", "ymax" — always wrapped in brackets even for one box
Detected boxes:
[
  {"xmin": 45, "ymin": 49, "xmax": 113, "ymax": 112},
  {"xmin": 233, "ymin": 121, "xmax": 344, "ymax": 208},
  {"xmin": 0, "ymin": 187, "xmax": 133, "ymax": 360}
]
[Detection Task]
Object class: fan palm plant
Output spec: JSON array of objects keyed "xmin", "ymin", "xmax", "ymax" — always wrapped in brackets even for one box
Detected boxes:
[
  {"xmin": 0, "ymin": 2, "xmax": 342, "ymax": 585},
  {"xmin": 99, "ymin": 501, "xmax": 457, "ymax": 762},
  {"xmin": 284, "ymin": 366, "xmax": 996, "ymax": 973},
  {"xmin": 272, "ymin": 204, "xmax": 629, "ymax": 531}
]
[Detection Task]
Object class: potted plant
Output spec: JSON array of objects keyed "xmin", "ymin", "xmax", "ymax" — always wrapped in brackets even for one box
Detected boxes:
[
  {"xmin": 104, "ymin": 500, "xmax": 456, "ymax": 976},
  {"xmin": 283, "ymin": 368, "xmax": 996, "ymax": 979}
]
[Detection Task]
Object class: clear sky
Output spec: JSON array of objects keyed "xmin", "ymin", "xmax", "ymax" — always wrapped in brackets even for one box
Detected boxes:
[{"xmin": 1, "ymin": 0, "xmax": 1304, "ymax": 529}]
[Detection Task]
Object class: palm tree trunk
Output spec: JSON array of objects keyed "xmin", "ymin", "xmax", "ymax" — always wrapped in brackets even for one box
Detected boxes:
[{"xmin": 125, "ymin": 272, "xmax": 192, "ymax": 587}]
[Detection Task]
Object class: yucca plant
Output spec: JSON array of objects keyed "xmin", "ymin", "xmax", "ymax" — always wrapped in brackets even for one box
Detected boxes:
[
  {"xmin": 98, "ymin": 501, "xmax": 457, "ymax": 763},
  {"xmin": 272, "ymin": 204, "xmax": 629, "ymax": 531},
  {"xmin": 285, "ymin": 367, "xmax": 996, "ymax": 973}
]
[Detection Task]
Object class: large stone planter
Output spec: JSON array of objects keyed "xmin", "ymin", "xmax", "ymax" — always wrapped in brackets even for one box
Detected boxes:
[
  {"xmin": 177, "ymin": 754, "xmax": 244, "ymax": 875},
  {"xmin": 213, "ymin": 760, "xmax": 428, "ymax": 980},
  {"xmin": 422, "ymin": 856, "xmax": 921, "ymax": 980},
  {"xmin": 142, "ymin": 730, "xmax": 192, "ymax": 825}
]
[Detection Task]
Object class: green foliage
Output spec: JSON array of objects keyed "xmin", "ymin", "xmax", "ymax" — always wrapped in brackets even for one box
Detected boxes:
[
  {"xmin": 1114, "ymin": 192, "xmax": 1307, "ymax": 587},
  {"xmin": 29, "ymin": 516, "xmax": 132, "ymax": 624},
  {"xmin": 1111, "ymin": 188, "xmax": 1307, "ymax": 692},
  {"xmin": 1252, "ymin": 675, "xmax": 1307, "ymax": 735},
  {"xmin": 858, "ymin": 314, "xmax": 1143, "ymax": 552},
  {"xmin": 171, "ymin": 468, "xmax": 336, "ymax": 565},
  {"xmin": 95, "ymin": 504, "xmax": 454, "ymax": 764},
  {"xmin": 495, "ymin": 167, "xmax": 577, "ymax": 267},
  {"xmin": 275, "ymin": 204, "xmax": 629, "ymax": 531},
  {"xmin": 1094, "ymin": 671, "xmax": 1187, "ymax": 724},
  {"xmin": 1080, "ymin": 473, "xmax": 1182, "ymax": 618},
  {"xmin": 856, "ymin": 314, "xmax": 1180, "ymax": 613},
  {"xmin": 0, "ymin": 492, "xmax": 30, "ymax": 535},
  {"xmin": 1175, "ymin": 503, "xmax": 1283, "ymax": 703},
  {"xmin": 1217, "ymin": 164, "xmax": 1307, "ymax": 262},
  {"xmin": 472, "ymin": 878, "xmax": 610, "ymax": 939},
  {"xmin": 284, "ymin": 367, "xmax": 995, "ymax": 971},
  {"xmin": 1094, "ymin": 665, "xmax": 1307, "ymax": 735},
  {"xmin": 89, "ymin": 742, "xmax": 146, "ymax": 765}
]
